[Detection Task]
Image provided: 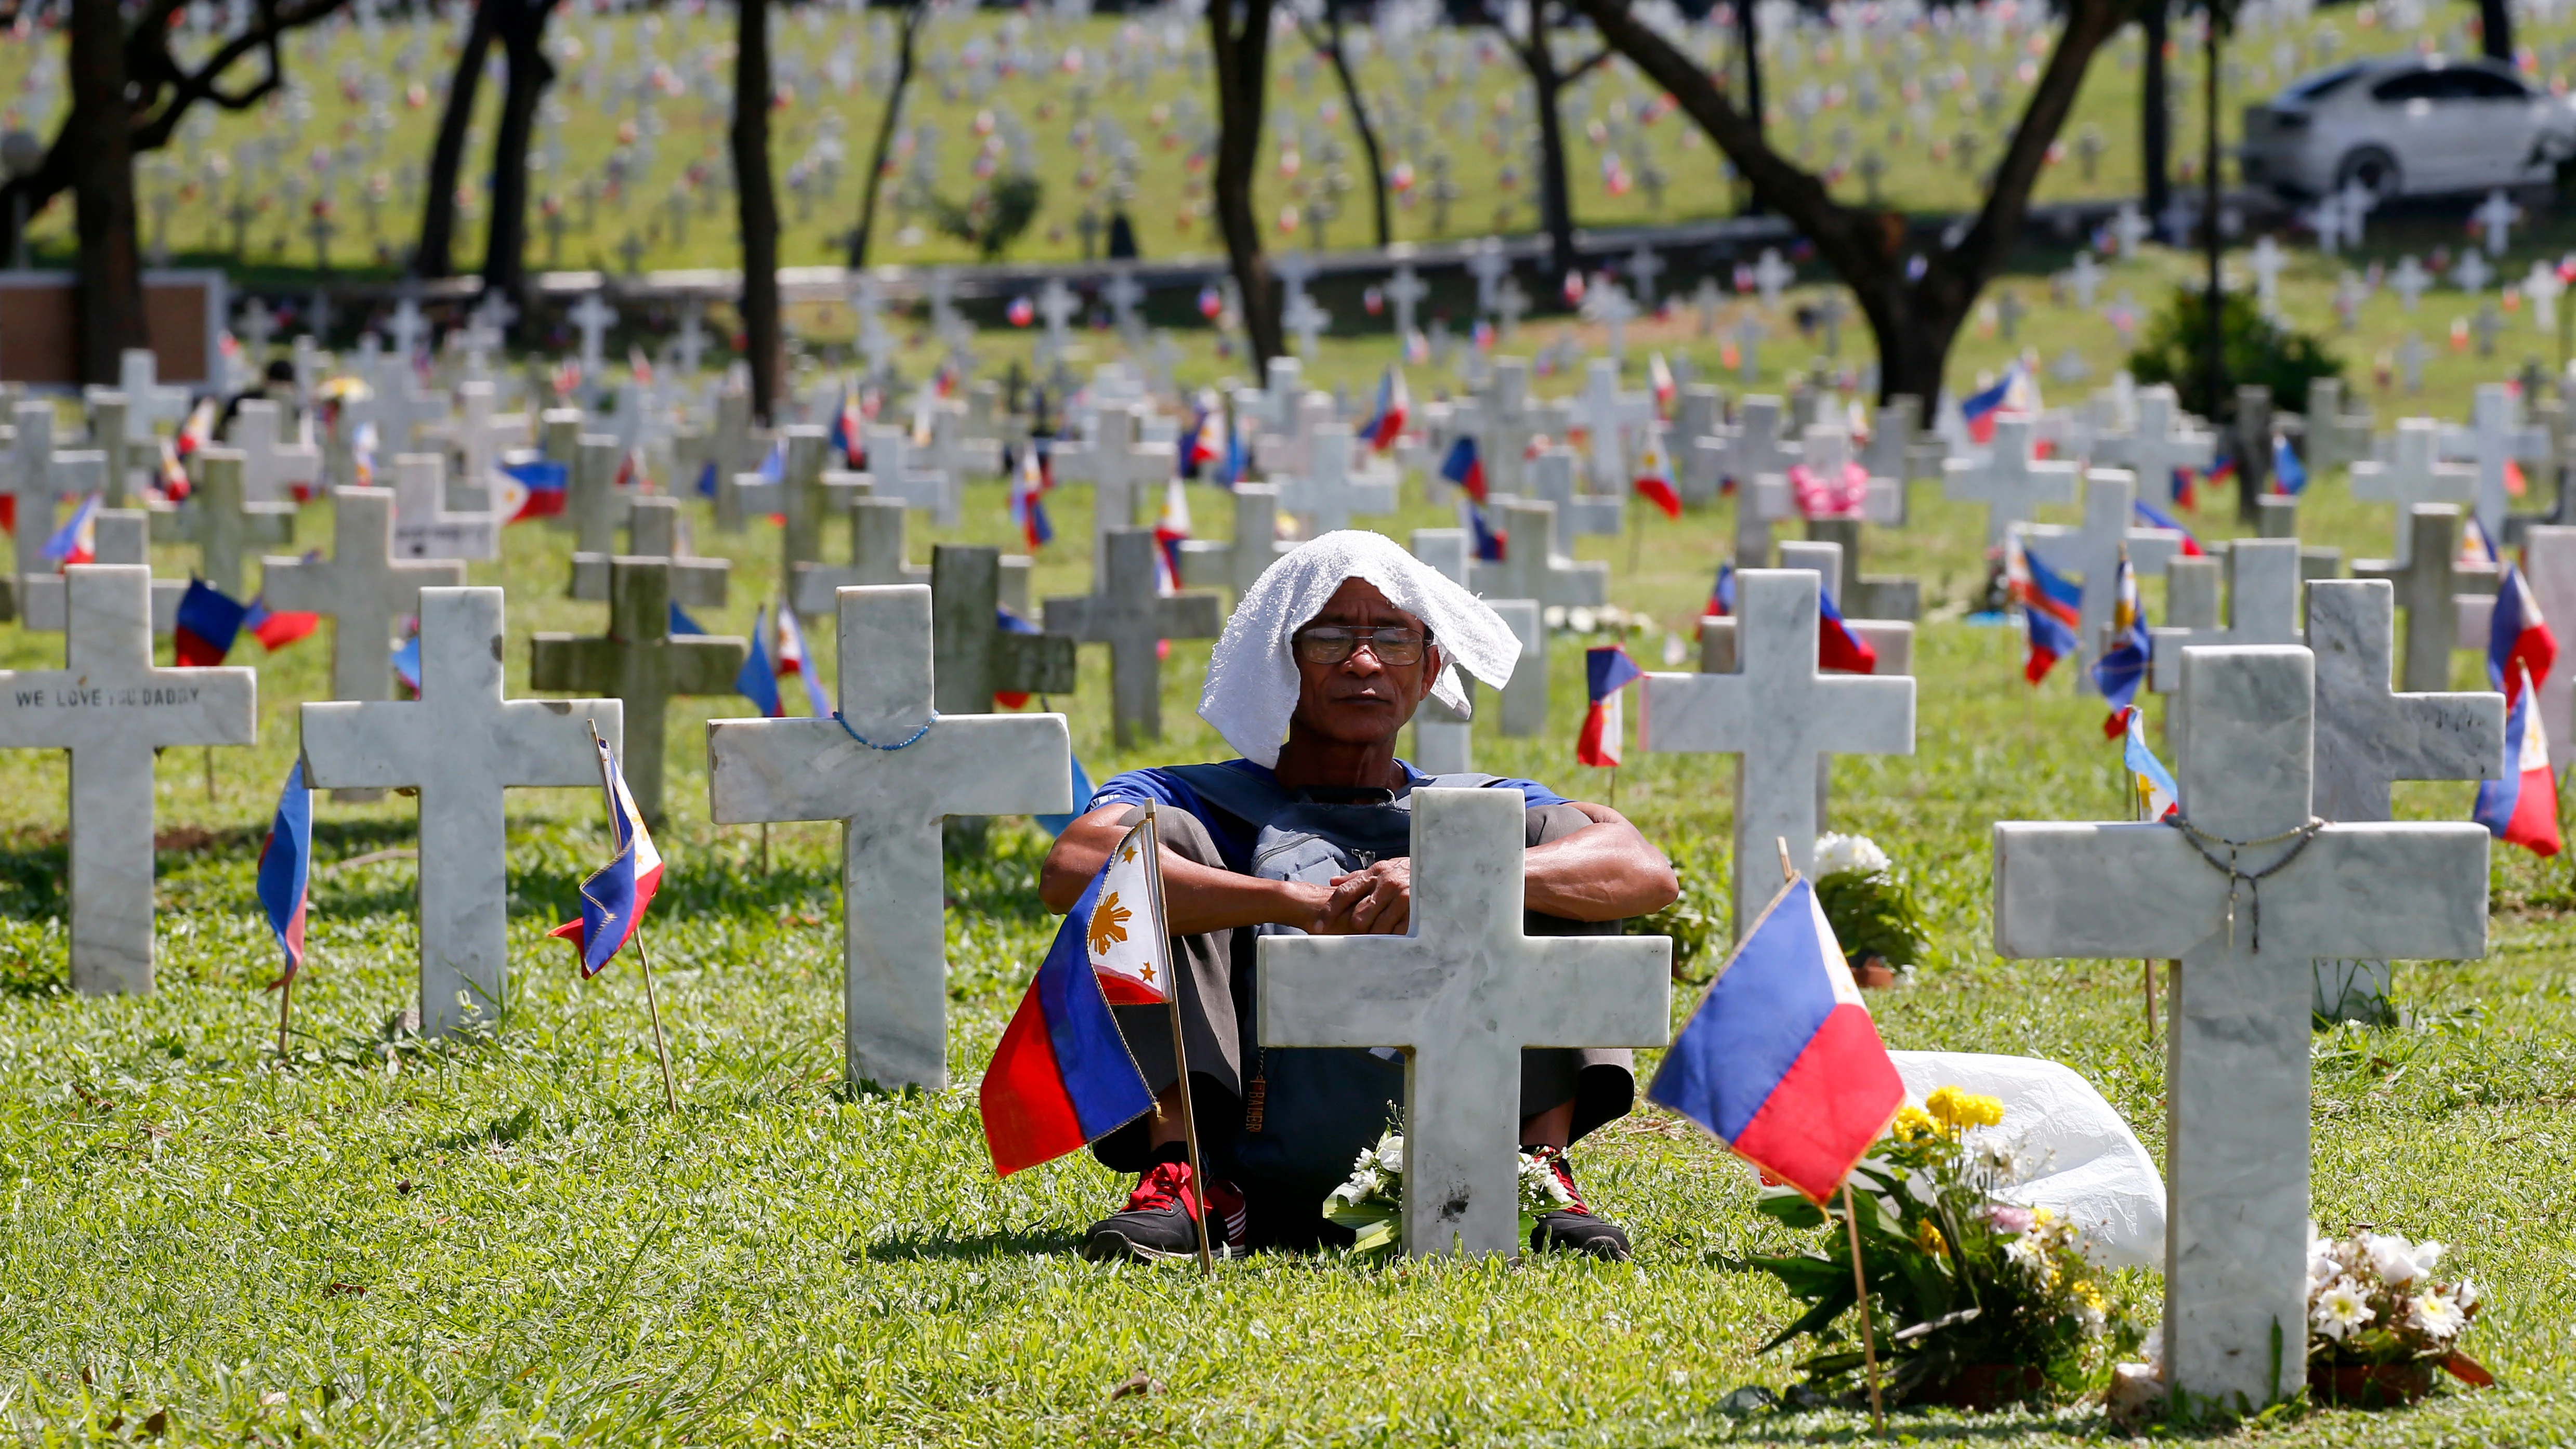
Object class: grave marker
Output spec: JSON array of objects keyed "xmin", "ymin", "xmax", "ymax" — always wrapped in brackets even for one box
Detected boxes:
[
  {"xmin": 2354, "ymin": 505, "xmax": 2498, "ymax": 693},
  {"xmin": 387, "ymin": 452, "xmax": 504, "ymax": 561},
  {"xmin": 930, "ymin": 545, "xmax": 1075, "ymax": 714},
  {"xmin": 227, "ymin": 399, "xmax": 321, "ymax": 504},
  {"xmin": 8, "ymin": 403, "xmax": 109, "ymax": 580},
  {"xmin": 794, "ymin": 495, "xmax": 926, "ymax": 616},
  {"xmin": 1258, "ymin": 787, "xmax": 1669, "ymax": 1258},
  {"xmin": 1468, "ymin": 497, "xmax": 1608, "ymax": 609},
  {"xmin": 1042, "ymin": 530, "xmax": 1225, "ymax": 745},
  {"xmin": 2351, "ymin": 419, "xmax": 2475, "ymax": 567},
  {"xmin": 155, "ymin": 448, "xmax": 295, "ymax": 597},
  {"xmin": 1992, "ymin": 646, "xmax": 2487, "ymax": 1408},
  {"xmin": 706, "ymin": 584, "xmax": 1072, "ymax": 1089},
  {"xmin": 574, "ymin": 495, "xmax": 732, "ymax": 609},
  {"xmin": 301, "ymin": 588, "xmax": 621, "ymax": 1035},
  {"xmin": 530, "ymin": 558, "xmax": 748, "ymax": 823},
  {"xmin": 262, "ymin": 487, "xmax": 465, "ymax": 705},
  {"xmin": 1945, "ymin": 416, "xmax": 2078, "ymax": 544},
  {"xmin": 2021, "ymin": 470, "xmax": 2186, "ymax": 689},
  {"xmin": 1177, "ymin": 482, "xmax": 1289, "ymax": 599}
]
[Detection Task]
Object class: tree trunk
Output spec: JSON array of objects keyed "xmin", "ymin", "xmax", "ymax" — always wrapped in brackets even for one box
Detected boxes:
[
  {"xmin": 734, "ymin": 0, "xmax": 785, "ymax": 419},
  {"xmin": 1571, "ymin": 0, "xmax": 2128, "ymax": 408},
  {"xmin": 2140, "ymin": 0, "xmax": 2170, "ymax": 231},
  {"xmin": 1526, "ymin": 36, "xmax": 1580, "ymax": 286},
  {"xmin": 480, "ymin": 0, "xmax": 556, "ymax": 318},
  {"xmin": 1737, "ymin": 0, "xmax": 1763, "ymax": 215},
  {"xmin": 68, "ymin": 0, "xmax": 147, "ymax": 384},
  {"xmin": 1208, "ymin": 0, "xmax": 1283, "ymax": 364},
  {"xmin": 416, "ymin": 0, "xmax": 498, "ymax": 279},
  {"xmin": 2480, "ymin": 0, "xmax": 2514, "ymax": 62},
  {"xmin": 1312, "ymin": 14, "xmax": 1390, "ymax": 250},
  {"xmin": 847, "ymin": 0, "xmax": 922, "ymax": 268}
]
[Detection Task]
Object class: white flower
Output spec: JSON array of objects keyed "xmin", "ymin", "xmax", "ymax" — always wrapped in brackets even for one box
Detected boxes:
[
  {"xmin": 1543, "ymin": 605, "xmax": 1568, "ymax": 630},
  {"xmin": 2365, "ymin": 1233, "xmax": 2438, "ymax": 1287},
  {"xmin": 2003, "ymin": 1234, "xmax": 2047, "ymax": 1271},
  {"xmin": 1372, "ymin": 1132, "xmax": 1403, "ymax": 1176},
  {"xmin": 1567, "ymin": 606, "xmax": 1598, "ymax": 635},
  {"xmin": 1517, "ymin": 1151, "xmax": 1574, "ymax": 1210},
  {"xmin": 2411, "ymin": 1290, "xmax": 2468, "ymax": 1340},
  {"xmin": 2314, "ymin": 1279, "xmax": 2374, "ymax": 1340},
  {"xmin": 1813, "ymin": 832, "xmax": 1891, "ymax": 879},
  {"xmin": 2455, "ymin": 1278, "xmax": 2482, "ymax": 1311}
]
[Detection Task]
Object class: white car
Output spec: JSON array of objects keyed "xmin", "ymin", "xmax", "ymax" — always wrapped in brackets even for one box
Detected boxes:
[{"xmin": 2239, "ymin": 55, "xmax": 2576, "ymax": 201}]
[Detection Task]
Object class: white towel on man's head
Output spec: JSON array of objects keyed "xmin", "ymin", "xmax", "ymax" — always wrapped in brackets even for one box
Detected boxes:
[{"xmin": 1199, "ymin": 530, "xmax": 1522, "ymax": 767}]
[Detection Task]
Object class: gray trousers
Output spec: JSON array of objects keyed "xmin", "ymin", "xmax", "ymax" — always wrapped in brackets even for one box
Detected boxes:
[{"xmin": 1097, "ymin": 803, "xmax": 1636, "ymax": 1171}]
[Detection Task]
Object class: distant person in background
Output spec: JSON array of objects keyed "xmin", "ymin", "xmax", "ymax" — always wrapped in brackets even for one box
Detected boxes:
[
  {"xmin": 217, "ymin": 359, "xmax": 299, "ymax": 436},
  {"xmin": 1107, "ymin": 208, "xmax": 1138, "ymax": 261}
]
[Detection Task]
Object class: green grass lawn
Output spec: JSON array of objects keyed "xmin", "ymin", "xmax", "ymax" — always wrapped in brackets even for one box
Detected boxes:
[{"xmin": 3, "ymin": 385, "xmax": 2574, "ymax": 1443}]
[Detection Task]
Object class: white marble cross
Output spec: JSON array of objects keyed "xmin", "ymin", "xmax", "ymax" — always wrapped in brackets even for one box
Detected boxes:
[
  {"xmin": 1638, "ymin": 568, "xmax": 1915, "ymax": 936},
  {"xmin": 1258, "ymin": 786, "xmax": 1669, "ymax": 1258},
  {"xmin": 2111, "ymin": 202, "xmax": 2148, "ymax": 259},
  {"xmin": 227, "ymin": 399, "xmax": 321, "ymax": 504},
  {"xmin": 2452, "ymin": 248, "xmax": 2493, "ymax": 294},
  {"xmin": 569, "ymin": 291, "xmax": 618, "ymax": 390},
  {"xmin": 2387, "ymin": 255, "xmax": 2430, "ymax": 311},
  {"xmin": 301, "ymin": 587, "xmax": 622, "ymax": 1035},
  {"xmin": 157, "ymin": 449, "xmax": 296, "ymax": 597},
  {"xmin": 387, "ymin": 452, "xmax": 504, "ymax": 561},
  {"xmin": 2443, "ymin": 384, "xmax": 2549, "ymax": 538},
  {"xmin": 706, "ymin": 584, "xmax": 1072, "ymax": 1089},
  {"xmin": 15, "ymin": 511, "xmax": 181, "ymax": 634},
  {"xmin": 1721, "ymin": 395, "xmax": 1801, "ymax": 563},
  {"xmin": 1466, "ymin": 241, "xmax": 1510, "ymax": 315},
  {"xmin": 1102, "ymin": 269, "xmax": 1146, "ymax": 344},
  {"xmin": 1943, "ymin": 415, "xmax": 2078, "ymax": 544},
  {"xmin": 1041, "ymin": 529, "xmax": 1225, "ymax": 745},
  {"xmin": 1992, "ymin": 645, "xmax": 2488, "ymax": 1410},
  {"xmin": 1748, "ymin": 421, "xmax": 1900, "ymax": 530},
  {"xmin": 440, "ymin": 380, "xmax": 528, "ymax": 511},
  {"xmin": 1176, "ymin": 481, "xmax": 1288, "ymax": 599},
  {"xmin": 263, "ymin": 487, "xmax": 464, "ymax": 704},
  {"xmin": 1570, "ymin": 358, "xmax": 1652, "ymax": 491},
  {"xmin": 1283, "ymin": 289, "xmax": 1333, "ymax": 359},
  {"xmin": 8, "ymin": 403, "xmax": 109, "ymax": 581},
  {"xmin": 2068, "ymin": 251, "xmax": 2102, "ymax": 308},
  {"xmin": 2020, "ymin": 469, "xmax": 2186, "ymax": 690},
  {"xmin": 0, "ymin": 565, "xmax": 256, "ymax": 994},
  {"xmin": 2526, "ymin": 261, "xmax": 2567, "ymax": 333},
  {"xmin": 1036, "ymin": 276, "xmax": 1080, "ymax": 359},
  {"xmin": 1518, "ymin": 446, "xmax": 1625, "ymax": 537},
  {"xmin": 928, "ymin": 544, "xmax": 1070, "ymax": 713},
  {"xmin": 2150, "ymin": 538, "xmax": 2305, "ymax": 695},
  {"xmin": 1750, "ymin": 247, "xmax": 1794, "ymax": 307},
  {"xmin": 2475, "ymin": 188, "xmax": 2517, "ymax": 258},
  {"xmin": 1586, "ymin": 282, "xmax": 1639, "ymax": 370},
  {"xmin": 857, "ymin": 423, "xmax": 959, "ymax": 527},
  {"xmin": 1275, "ymin": 422, "xmax": 1399, "ymax": 534},
  {"xmin": 1625, "ymin": 244, "xmax": 1666, "ymax": 307},
  {"xmin": 575, "ymin": 494, "xmax": 732, "ymax": 608},
  {"xmin": 114, "ymin": 350, "xmax": 192, "ymax": 438},
  {"xmin": 1468, "ymin": 496, "xmax": 1609, "ymax": 614},
  {"xmin": 2249, "ymin": 235, "xmax": 2288, "ymax": 318},
  {"xmin": 2351, "ymin": 419, "xmax": 2475, "ymax": 567},
  {"xmin": 531, "ymin": 558, "xmax": 748, "ymax": 823},
  {"xmin": 566, "ymin": 434, "xmax": 636, "ymax": 557},
  {"xmin": 1056, "ymin": 405, "xmax": 1177, "ymax": 565},
  {"xmin": 794, "ymin": 495, "xmax": 926, "ymax": 615},
  {"xmin": 709, "ymin": 381, "xmax": 758, "ymax": 533},
  {"xmin": 2355, "ymin": 505, "xmax": 2499, "ymax": 694},
  {"xmin": 1385, "ymin": 264, "xmax": 1428, "ymax": 338}
]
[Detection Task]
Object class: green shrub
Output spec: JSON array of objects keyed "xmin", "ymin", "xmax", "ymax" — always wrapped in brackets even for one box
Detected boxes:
[
  {"xmin": 2126, "ymin": 284, "xmax": 2343, "ymax": 421},
  {"xmin": 930, "ymin": 174, "xmax": 1043, "ymax": 260}
]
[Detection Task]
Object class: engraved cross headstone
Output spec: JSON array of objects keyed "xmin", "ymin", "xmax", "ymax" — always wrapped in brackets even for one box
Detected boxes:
[
  {"xmin": 8, "ymin": 403, "xmax": 108, "ymax": 581},
  {"xmin": 387, "ymin": 452, "xmax": 504, "ymax": 561},
  {"xmin": 930, "ymin": 544, "xmax": 1075, "ymax": 714},
  {"xmin": 1992, "ymin": 646, "xmax": 2488, "ymax": 1408},
  {"xmin": 1944, "ymin": 415, "xmax": 2079, "ymax": 544},
  {"xmin": 575, "ymin": 494, "xmax": 732, "ymax": 608},
  {"xmin": 2355, "ymin": 505, "xmax": 2499, "ymax": 693},
  {"xmin": 1177, "ymin": 481, "xmax": 1288, "ymax": 600},
  {"xmin": 2351, "ymin": 419, "xmax": 2475, "ymax": 567},
  {"xmin": 0, "ymin": 567, "xmax": 256, "ymax": 994},
  {"xmin": 262, "ymin": 487, "xmax": 465, "ymax": 704},
  {"xmin": 1054, "ymin": 405, "xmax": 1176, "ymax": 568},
  {"xmin": 2021, "ymin": 469, "xmax": 2186, "ymax": 689},
  {"xmin": 1274, "ymin": 422, "xmax": 1399, "ymax": 535},
  {"xmin": 1719, "ymin": 395, "xmax": 1799, "ymax": 564},
  {"xmin": 2150, "ymin": 538, "xmax": 2306, "ymax": 694},
  {"xmin": 227, "ymin": 399, "xmax": 322, "ymax": 504},
  {"xmin": 156, "ymin": 449, "xmax": 296, "ymax": 597},
  {"xmin": 2443, "ymin": 384, "xmax": 2549, "ymax": 539},
  {"xmin": 706, "ymin": 584, "xmax": 1073, "ymax": 1088},
  {"xmin": 1467, "ymin": 497, "xmax": 1609, "ymax": 610},
  {"xmin": 794, "ymin": 495, "xmax": 926, "ymax": 616},
  {"xmin": 1258, "ymin": 787, "xmax": 1670, "ymax": 1258}
]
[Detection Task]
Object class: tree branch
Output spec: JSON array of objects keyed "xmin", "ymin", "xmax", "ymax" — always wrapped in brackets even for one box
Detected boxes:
[{"xmin": 1567, "ymin": 47, "xmax": 1612, "ymax": 81}]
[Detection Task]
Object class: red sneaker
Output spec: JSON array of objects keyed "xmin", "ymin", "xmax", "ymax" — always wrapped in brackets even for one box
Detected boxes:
[{"xmin": 1081, "ymin": 1156, "xmax": 1248, "ymax": 1262}]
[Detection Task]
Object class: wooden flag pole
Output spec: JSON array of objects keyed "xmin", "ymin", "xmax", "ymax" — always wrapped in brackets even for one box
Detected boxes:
[
  {"xmin": 1139, "ymin": 801, "xmax": 1216, "ymax": 1276},
  {"xmin": 1842, "ymin": 1180, "xmax": 1888, "ymax": 1435},
  {"xmin": 588, "ymin": 719, "xmax": 679, "ymax": 1113},
  {"xmin": 276, "ymin": 969, "xmax": 295, "ymax": 1059}
]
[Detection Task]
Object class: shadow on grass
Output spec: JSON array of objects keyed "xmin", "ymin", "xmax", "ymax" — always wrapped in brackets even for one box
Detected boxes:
[{"xmin": 850, "ymin": 1227, "xmax": 1073, "ymax": 1263}]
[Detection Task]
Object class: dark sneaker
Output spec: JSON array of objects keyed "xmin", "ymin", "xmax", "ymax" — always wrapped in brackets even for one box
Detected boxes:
[
  {"xmin": 1525, "ymin": 1145, "xmax": 1633, "ymax": 1261},
  {"xmin": 1082, "ymin": 1155, "xmax": 1248, "ymax": 1263}
]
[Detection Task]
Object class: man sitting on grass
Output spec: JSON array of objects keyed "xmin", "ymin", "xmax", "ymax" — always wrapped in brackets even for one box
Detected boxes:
[{"xmin": 1040, "ymin": 531, "xmax": 1679, "ymax": 1261}]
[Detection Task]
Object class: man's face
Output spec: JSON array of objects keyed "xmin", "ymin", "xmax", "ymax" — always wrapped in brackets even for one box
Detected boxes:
[{"xmin": 1287, "ymin": 577, "xmax": 1445, "ymax": 749}]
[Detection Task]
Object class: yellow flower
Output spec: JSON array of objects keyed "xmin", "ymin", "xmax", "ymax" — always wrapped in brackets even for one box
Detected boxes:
[
  {"xmin": 1913, "ymin": 1218, "xmax": 1948, "ymax": 1256},
  {"xmin": 1889, "ymin": 1105, "xmax": 1940, "ymax": 1143},
  {"xmin": 1926, "ymin": 1085, "xmax": 2005, "ymax": 1132},
  {"xmin": 2073, "ymin": 1281, "xmax": 2108, "ymax": 1312}
]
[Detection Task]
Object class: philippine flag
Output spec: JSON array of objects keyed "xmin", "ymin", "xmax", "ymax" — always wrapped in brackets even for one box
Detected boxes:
[
  {"xmin": 41, "ymin": 493, "xmax": 101, "ymax": 566},
  {"xmin": 1010, "ymin": 444, "xmax": 1057, "ymax": 551},
  {"xmin": 775, "ymin": 603, "xmax": 832, "ymax": 717},
  {"xmin": 1632, "ymin": 432, "xmax": 1684, "ymax": 519},
  {"xmin": 2488, "ymin": 563, "xmax": 2558, "ymax": 709},
  {"xmin": 1707, "ymin": 562, "xmax": 1737, "ymax": 618},
  {"xmin": 1577, "ymin": 645, "xmax": 1645, "ymax": 767},
  {"xmin": 2007, "ymin": 532, "xmax": 2083, "ymax": 628},
  {"xmin": 830, "ymin": 386, "xmax": 866, "ymax": 468},
  {"xmin": 547, "ymin": 736, "xmax": 667, "ymax": 977},
  {"xmin": 174, "ymin": 578, "xmax": 249, "ymax": 666},
  {"xmin": 1817, "ymin": 585, "xmax": 1878, "ymax": 675},
  {"xmin": 392, "ymin": 631, "xmax": 423, "ymax": 695},
  {"xmin": 980, "ymin": 850, "xmax": 1159, "ymax": 1176},
  {"xmin": 244, "ymin": 591, "xmax": 322, "ymax": 652},
  {"xmin": 2475, "ymin": 664, "xmax": 2561, "ymax": 856},
  {"xmin": 1648, "ymin": 352, "xmax": 1677, "ymax": 418},
  {"xmin": 1461, "ymin": 496, "xmax": 1506, "ymax": 561},
  {"xmin": 735, "ymin": 604, "xmax": 786, "ymax": 717},
  {"xmin": 2121, "ymin": 707, "xmax": 2183, "ymax": 821},
  {"xmin": 2132, "ymin": 497, "xmax": 2205, "ymax": 556},
  {"xmin": 1362, "ymin": 366, "xmax": 1409, "ymax": 452},
  {"xmin": 2090, "ymin": 549, "xmax": 2151, "ymax": 723},
  {"xmin": 494, "ymin": 453, "xmax": 569, "ymax": 524},
  {"xmin": 1152, "ymin": 476, "xmax": 1192, "ymax": 595},
  {"xmin": 1647, "ymin": 873, "xmax": 1904, "ymax": 1203},
  {"xmin": 1440, "ymin": 435, "xmax": 1488, "ymax": 501},
  {"xmin": 255, "ymin": 760, "xmax": 313, "ymax": 987},
  {"xmin": 1960, "ymin": 365, "xmax": 2020, "ymax": 445},
  {"xmin": 2271, "ymin": 432, "xmax": 2308, "ymax": 495},
  {"xmin": 2022, "ymin": 599, "xmax": 2080, "ymax": 684}
]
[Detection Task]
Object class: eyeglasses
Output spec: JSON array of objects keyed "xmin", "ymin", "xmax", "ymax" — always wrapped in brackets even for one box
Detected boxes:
[{"xmin": 1293, "ymin": 626, "xmax": 1429, "ymax": 666}]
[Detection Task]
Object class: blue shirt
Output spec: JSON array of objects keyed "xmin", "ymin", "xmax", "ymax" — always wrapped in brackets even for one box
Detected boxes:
[{"xmin": 1087, "ymin": 758, "xmax": 1569, "ymax": 874}]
